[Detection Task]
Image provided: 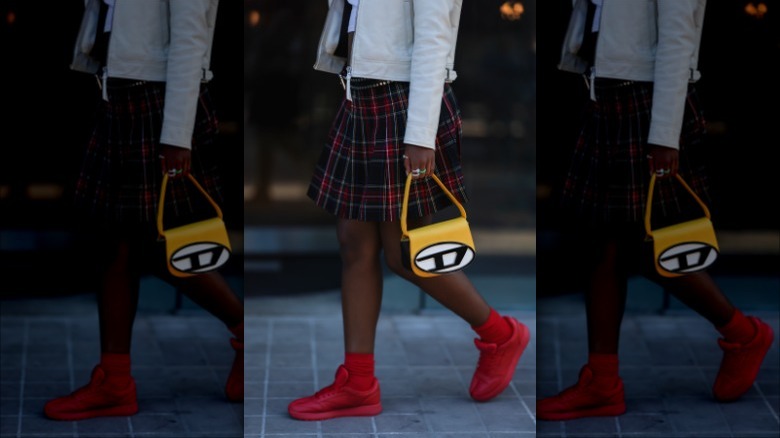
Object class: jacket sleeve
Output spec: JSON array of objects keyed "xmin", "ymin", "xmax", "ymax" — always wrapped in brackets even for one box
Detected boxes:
[
  {"xmin": 404, "ymin": 0, "xmax": 457, "ymax": 150},
  {"xmin": 159, "ymin": 0, "xmax": 215, "ymax": 149},
  {"xmin": 648, "ymin": 0, "xmax": 702, "ymax": 150}
]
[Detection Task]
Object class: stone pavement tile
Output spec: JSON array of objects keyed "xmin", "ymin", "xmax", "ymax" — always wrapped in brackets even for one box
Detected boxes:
[
  {"xmin": 378, "ymin": 397, "xmax": 423, "ymax": 415},
  {"xmin": 418, "ymin": 397, "xmax": 488, "ymax": 433},
  {"xmin": 24, "ymin": 366, "xmax": 71, "ymax": 383},
  {"xmin": 18, "ymin": 414, "xmax": 75, "ymax": 436},
  {"xmin": 130, "ymin": 413, "xmax": 188, "ymax": 436},
  {"xmin": 412, "ymin": 367, "xmax": 467, "ymax": 397},
  {"xmin": 262, "ymin": 397, "xmax": 295, "ymax": 417},
  {"xmin": 263, "ymin": 414, "xmax": 320, "ymax": 434},
  {"xmin": 719, "ymin": 397, "xmax": 780, "ymax": 434},
  {"xmin": 268, "ymin": 367, "xmax": 314, "ymax": 383},
  {"xmin": 374, "ymin": 413, "xmax": 429, "ymax": 433},
  {"xmin": 663, "ymin": 397, "xmax": 730, "ymax": 434},
  {"xmin": 535, "ymin": 420, "xmax": 565, "ymax": 437},
  {"xmin": 136, "ymin": 396, "xmax": 178, "ymax": 414},
  {"xmin": 653, "ymin": 368, "xmax": 711, "ymax": 397},
  {"xmin": 560, "ymin": 416, "xmax": 619, "ymax": 436},
  {"xmin": 23, "ymin": 381, "xmax": 73, "ymax": 399},
  {"xmin": 378, "ymin": 434, "xmax": 490, "ymax": 438},
  {"xmin": 73, "ymin": 416, "xmax": 130, "ymax": 436},
  {"xmin": 266, "ymin": 381, "xmax": 315, "ymax": 399},
  {"xmin": 176, "ymin": 397, "xmax": 242, "ymax": 435},
  {"xmin": 473, "ymin": 396, "xmax": 534, "ymax": 432},
  {"xmin": 624, "ymin": 396, "xmax": 666, "ymax": 414},
  {"xmin": 319, "ymin": 416, "xmax": 374, "ymax": 433},
  {"xmin": 0, "ymin": 416, "xmax": 18, "ymax": 436},
  {"xmin": 401, "ymin": 340, "xmax": 453, "ymax": 367},
  {"xmin": 617, "ymin": 413, "xmax": 673, "ymax": 435},
  {"xmin": 645, "ymin": 340, "xmax": 697, "ymax": 367}
]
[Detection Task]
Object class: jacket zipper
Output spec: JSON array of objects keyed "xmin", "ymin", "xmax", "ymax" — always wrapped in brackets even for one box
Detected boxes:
[
  {"xmin": 101, "ymin": 0, "xmax": 115, "ymax": 102},
  {"xmin": 345, "ymin": 65, "xmax": 352, "ymax": 101}
]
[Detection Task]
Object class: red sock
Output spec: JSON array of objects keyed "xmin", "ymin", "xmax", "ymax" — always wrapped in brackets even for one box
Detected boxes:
[
  {"xmin": 100, "ymin": 353, "xmax": 131, "ymax": 388},
  {"xmin": 717, "ymin": 309, "xmax": 756, "ymax": 344},
  {"xmin": 344, "ymin": 353, "xmax": 375, "ymax": 391},
  {"xmin": 588, "ymin": 353, "xmax": 619, "ymax": 386},
  {"xmin": 472, "ymin": 308, "xmax": 512, "ymax": 345}
]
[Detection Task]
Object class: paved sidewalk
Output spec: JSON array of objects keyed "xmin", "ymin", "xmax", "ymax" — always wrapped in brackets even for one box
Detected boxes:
[
  {"xmin": 536, "ymin": 305, "xmax": 779, "ymax": 438},
  {"xmin": 244, "ymin": 296, "xmax": 536, "ymax": 438},
  {"xmin": 0, "ymin": 295, "xmax": 243, "ymax": 438}
]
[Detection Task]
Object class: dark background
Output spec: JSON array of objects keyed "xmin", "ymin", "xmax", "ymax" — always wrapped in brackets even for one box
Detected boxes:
[
  {"xmin": 0, "ymin": 1, "xmax": 244, "ymax": 297},
  {"xmin": 536, "ymin": 0, "xmax": 780, "ymax": 296}
]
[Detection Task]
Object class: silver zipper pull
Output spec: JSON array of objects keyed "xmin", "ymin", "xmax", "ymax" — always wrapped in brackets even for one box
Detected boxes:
[
  {"xmin": 101, "ymin": 68, "xmax": 109, "ymax": 102},
  {"xmin": 589, "ymin": 67, "xmax": 596, "ymax": 102},
  {"xmin": 346, "ymin": 66, "xmax": 352, "ymax": 101}
]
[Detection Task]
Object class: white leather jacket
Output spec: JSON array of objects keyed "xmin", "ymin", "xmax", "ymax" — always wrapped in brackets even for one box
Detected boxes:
[
  {"xmin": 314, "ymin": 0, "xmax": 463, "ymax": 150},
  {"xmin": 559, "ymin": 0, "xmax": 707, "ymax": 150},
  {"xmin": 71, "ymin": 0, "xmax": 219, "ymax": 150}
]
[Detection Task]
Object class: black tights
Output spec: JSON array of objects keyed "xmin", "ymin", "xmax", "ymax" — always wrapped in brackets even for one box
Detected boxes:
[
  {"xmin": 97, "ymin": 230, "xmax": 243, "ymax": 355},
  {"xmin": 585, "ymin": 234, "xmax": 734, "ymax": 355}
]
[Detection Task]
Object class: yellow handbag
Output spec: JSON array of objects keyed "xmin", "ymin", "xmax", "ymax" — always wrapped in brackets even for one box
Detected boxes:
[
  {"xmin": 400, "ymin": 173, "xmax": 475, "ymax": 278},
  {"xmin": 644, "ymin": 173, "xmax": 719, "ymax": 278},
  {"xmin": 157, "ymin": 173, "xmax": 232, "ymax": 278}
]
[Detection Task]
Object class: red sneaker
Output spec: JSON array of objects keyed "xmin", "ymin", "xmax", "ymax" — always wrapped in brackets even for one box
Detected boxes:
[
  {"xmin": 225, "ymin": 336, "xmax": 244, "ymax": 402},
  {"xmin": 469, "ymin": 316, "xmax": 530, "ymax": 402},
  {"xmin": 288, "ymin": 365, "xmax": 382, "ymax": 421},
  {"xmin": 713, "ymin": 316, "xmax": 775, "ymax": 402},
  {"xmin": 537, "ymin": 365, "xmax": 626, "ymax": 421},
  {"xmin": 44, "ymin": 365, "xmax": 138, "ymax": 421}
]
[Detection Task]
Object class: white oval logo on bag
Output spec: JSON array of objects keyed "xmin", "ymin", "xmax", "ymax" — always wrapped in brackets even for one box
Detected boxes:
[
  {"xmin": 171, "ymin": 242, "xmax": 231, "ymax": 274},
  {"xmin": 414, "ymin": 242, "xmax": 475, "ymax": 274},
  {"xmin": 658, "ymin": 242, "xmax": 718, "ymax": 274}
]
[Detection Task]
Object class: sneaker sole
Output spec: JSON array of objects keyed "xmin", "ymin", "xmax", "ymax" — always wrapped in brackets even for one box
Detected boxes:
[
  {"xmin": 289, "ymin": 403, "xmax": 383, "ymax": 421},
  {"xmin": 45, "ymin": 403, "xmax": 139, "ymax": 421},
  {"xmin": 471, "ymin": 320, "xmax": 531, "ymax": 402},
  {"xmin": 538, "ymin": 402, "xmax": 626, "ymax": 421}
]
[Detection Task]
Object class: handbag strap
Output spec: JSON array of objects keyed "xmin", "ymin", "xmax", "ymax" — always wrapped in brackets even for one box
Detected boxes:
[
  {"xmin": 157, "ymin": 173, "xmax": 224, "ymax": 238},
  {"xmin": 401, "ymin": 173, "xmax": 468, "ymax": 237},
  {"xmin": 644, "ymin": 173, "xmax": 711, "ymax": 237}
]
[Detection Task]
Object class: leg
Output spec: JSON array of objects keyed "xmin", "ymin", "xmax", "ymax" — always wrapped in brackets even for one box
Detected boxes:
[
  {"xmin": 288, "ymin": 219, "xmax": 384, "ymax": 421},
  {"xmin": 585, "ymin": 239, "xmax": 628, "ymax": 354},
  {"xmin": 380, "ymin": 218, "xmax": 529, "ymax": 402},
  {"xmin": 650, "ymin": 271, "xmax": 733, "ymax": 326},
  {"xmin": 379, "ymin": 217, "xmax": 489, "ymax": 326},
  {"xmin": 337, "ymin": 219, "xmax": 384, "ymax": 354},
  {"xmin": 649, "ymin": 271, "xmax": 774, "ymax": 401},
  {"xmin": 538, "ymin": 236, "xmax": 627, "ymax": 421},
  {"xmin": 163, "ymin": 271, "xmax": 244, "ymax": 329},
  {"xmin": 45, "ymin": 234, "xmax": 140, "ymax": 421},
  {"xmin": 154, "ymin": 251, "xmax": 245, "ymax": 402},
  {"xmin": 98, "ymin": 237, "xmax": 141, "ymax": 354}
]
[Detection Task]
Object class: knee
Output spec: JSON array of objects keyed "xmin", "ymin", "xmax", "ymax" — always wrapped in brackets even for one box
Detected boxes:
[{"xmin": 337, "ymin": 226, "xmax": 381, "ymax": 267}]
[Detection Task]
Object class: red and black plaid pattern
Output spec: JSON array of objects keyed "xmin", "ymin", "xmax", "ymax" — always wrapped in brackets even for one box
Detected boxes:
[
  {"xmin": 560, "ymin": 80, "xmax": 711, "ymax": 229},
  {"xmin": 74, "ymin": 81, "xmax": 223, "ymax": 230},
  {"xmin": 308, "ymin": 80, "xmax": 467, "ymax": 222}
]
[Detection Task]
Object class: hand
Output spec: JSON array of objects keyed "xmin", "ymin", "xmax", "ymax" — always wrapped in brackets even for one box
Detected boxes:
[
  {"xmin": 403, "ymin": 144, "xmax": 435, "ymax": 180},
  {"xmin": 647, "ymin": 144, "xmax": 679, "ymax": 179},
  {"xmin": 159, "ymin": 144, "xmax": 192, "ymax": 179}
]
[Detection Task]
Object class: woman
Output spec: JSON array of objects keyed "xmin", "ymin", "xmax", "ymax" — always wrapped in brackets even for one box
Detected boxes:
[
  {"xmin": 287, "ymin": 0, "xmax": 531, "ymax": 421},
  {"xmin": 537, "ymin": 0, "xmax": 774, "ymax": 421},
  {"xmin": 44, "ymin": 0, "xmax": 244, "ymax": 421}
]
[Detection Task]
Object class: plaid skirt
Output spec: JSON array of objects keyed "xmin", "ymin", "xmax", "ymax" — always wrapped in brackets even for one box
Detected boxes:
[
  {"xmin": 560, "ymin": 79, "xmax": 711, "ymax": 231},
  {"xmin": 308, "ymin": 78, "xmax": 467, "ymax": 222},
  {"xmin": 73, "ymin": 79, "xmax": 223, "ymax": 232}
]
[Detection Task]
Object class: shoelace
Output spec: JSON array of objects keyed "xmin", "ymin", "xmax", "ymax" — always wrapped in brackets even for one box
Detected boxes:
[{"xmin": 314, "ymin": 381, "xmax": 344, "ymax": 399}]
